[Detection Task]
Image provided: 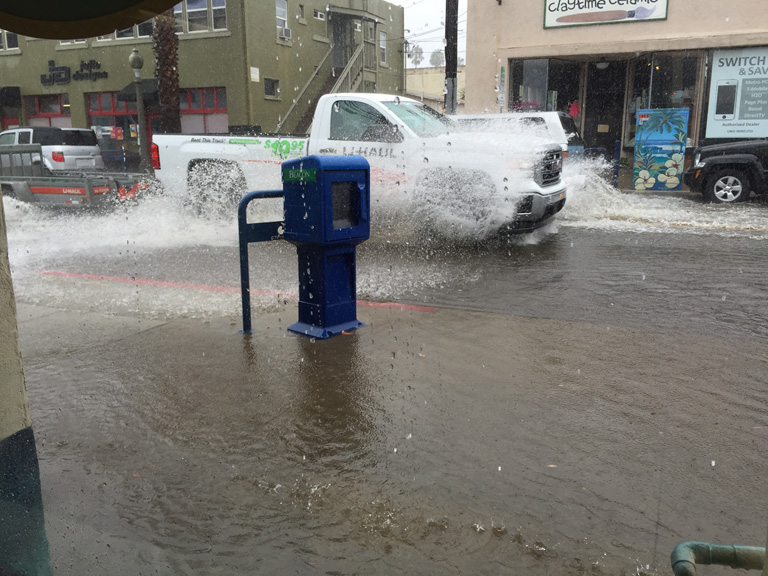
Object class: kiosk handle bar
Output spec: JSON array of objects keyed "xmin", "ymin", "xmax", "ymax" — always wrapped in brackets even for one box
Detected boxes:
[{"xmin": 238, "ymin": 189, "xmax": 285, "ymax": 334}]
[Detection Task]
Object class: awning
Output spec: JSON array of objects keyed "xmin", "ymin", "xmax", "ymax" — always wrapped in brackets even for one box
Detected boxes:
[
  {"xmin": 116, "ymin": 78, "xmax": 159, "ymax": 104},
  {"xmin": 0, "ymin": 86, "xmax": 21, "ymax": 107}
]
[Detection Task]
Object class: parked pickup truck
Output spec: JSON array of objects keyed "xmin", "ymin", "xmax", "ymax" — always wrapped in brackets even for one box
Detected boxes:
[
  {"xmin": 0, "ymin": 144, "xmax": 146, "ymax": 207},
  {"xmin": 152, "ymin": 93, "xmax": 566, "ymax": 236},
  {"xmin": 683, "ymin": 139, "xmax": 768, "ymax": 203}
]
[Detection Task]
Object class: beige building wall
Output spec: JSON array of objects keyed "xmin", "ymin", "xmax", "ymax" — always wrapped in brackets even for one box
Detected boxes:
[
  {"xmin": 405, "ymin": 65, "xmax": 465, "ymax": 113},
  {"xmin": 466, "ymin": 1, "xmax": 768, "ymax": 114}
]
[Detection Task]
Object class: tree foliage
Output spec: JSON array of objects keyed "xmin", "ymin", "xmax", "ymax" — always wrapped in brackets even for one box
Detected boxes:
[{"xmin": 430, "ymin": 49, "xmax": 445, "ymax": 68}]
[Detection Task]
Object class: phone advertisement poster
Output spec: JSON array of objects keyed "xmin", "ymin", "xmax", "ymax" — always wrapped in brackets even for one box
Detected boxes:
[
  {"xmin": 707, "ymin": 47, "xmax": 768, "ymax": 138},
  {"xmin": 633, "ymin": 108, "xmax": 689, "ymax": 191}
]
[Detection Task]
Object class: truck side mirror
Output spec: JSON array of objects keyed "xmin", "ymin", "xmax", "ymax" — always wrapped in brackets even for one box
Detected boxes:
[{"xmin": 388, "ymin": 125, "xmax": 404, "ymax": 144}]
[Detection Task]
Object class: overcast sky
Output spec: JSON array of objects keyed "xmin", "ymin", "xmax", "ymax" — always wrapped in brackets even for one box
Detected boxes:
[{"xmin": 386, "ymin": 0, "xmax": 468, "ymax": 67}]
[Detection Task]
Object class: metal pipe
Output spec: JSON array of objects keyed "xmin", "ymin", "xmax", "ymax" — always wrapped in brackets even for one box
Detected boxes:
[
  {"xmin": 671, "ymin": 541, "xmax": 765, "ymax": 576},
  {"xmin": 237, "ymin": 189, "xmax": 284, "ymax": 334}
]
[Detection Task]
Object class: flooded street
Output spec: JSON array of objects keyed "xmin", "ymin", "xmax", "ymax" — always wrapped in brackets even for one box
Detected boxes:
[{"xmin": 5, "ymin": 168, "xmax": 768, "ymax": 575}]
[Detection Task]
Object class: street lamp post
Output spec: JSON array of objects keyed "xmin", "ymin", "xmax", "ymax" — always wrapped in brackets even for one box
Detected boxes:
[{"xmin": 128, "ymin": 48, "xmax": 152, "ymax": 174}]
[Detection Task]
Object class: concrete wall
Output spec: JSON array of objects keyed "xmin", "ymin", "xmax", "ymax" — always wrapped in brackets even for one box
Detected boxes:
[
  {"xmin": 405, "ymin": 65, "xmax": 466, "ymax": 112},
  {"xmin": 0, "ymin": 195, "xmax": 51, "ymax": 575},
  {"xmin": 0, "ymin": 197, "xmax": 29, "ymax": 443},
  {"xmin": 466, "ymin": 0, "xmax": 768, "ymax": 113}
]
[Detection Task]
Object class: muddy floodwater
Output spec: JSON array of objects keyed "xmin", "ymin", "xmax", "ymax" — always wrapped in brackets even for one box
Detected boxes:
[{"xmin": 5, "ymin": 166, "xmax": 768, "ymax": 575}]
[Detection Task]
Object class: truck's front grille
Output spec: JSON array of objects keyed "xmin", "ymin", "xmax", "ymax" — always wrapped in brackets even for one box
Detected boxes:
[{"xmin": 535, "ymin": 150, "xmax": 563, "ymax": 186}]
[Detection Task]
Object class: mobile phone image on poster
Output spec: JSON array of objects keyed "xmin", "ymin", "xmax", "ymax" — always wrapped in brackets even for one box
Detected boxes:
[{"xmin": 715, "ymin": 80, "xmax": 738, "ymax": 120}]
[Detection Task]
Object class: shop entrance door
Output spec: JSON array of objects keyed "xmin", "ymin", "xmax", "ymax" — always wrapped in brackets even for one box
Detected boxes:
[{"xmin": 583, "ymin": 61, "xmax": 627, "ymax": 158}]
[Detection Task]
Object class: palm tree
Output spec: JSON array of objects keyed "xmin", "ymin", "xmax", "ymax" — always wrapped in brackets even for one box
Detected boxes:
[
  {"xmin": 636, "ymin": 108, "xmax": 688, "ymax": 149},
  {"xmin": 152, "ymin": 9, "xmax": 181, "ymax": 134},
  {"xmin": 409, "ymin": 44, "xmax": 424, "ymax": 67}
]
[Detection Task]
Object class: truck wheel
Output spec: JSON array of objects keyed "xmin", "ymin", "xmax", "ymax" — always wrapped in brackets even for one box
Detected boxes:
[
  {"xmin": 187, "ymin": 161, "xmax": 246, "ymax": 214},
  {"xmin": 414, "ymin": 168, "xmax": 493, "ymax": 239},
  {"xmin": 703, "ymin": 169, "xmax": 751, "ymax": 203}
]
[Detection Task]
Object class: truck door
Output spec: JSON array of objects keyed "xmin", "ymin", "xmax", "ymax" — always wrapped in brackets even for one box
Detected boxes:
[{"xmin": 327, "ymin": 98, "xmax": 404, "ymax": 189}]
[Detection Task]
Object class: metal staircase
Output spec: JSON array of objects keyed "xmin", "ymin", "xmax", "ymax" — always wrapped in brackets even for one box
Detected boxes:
[{"xmin": 276, "ymin": 13, "xmax": 382, "ymax": 134}]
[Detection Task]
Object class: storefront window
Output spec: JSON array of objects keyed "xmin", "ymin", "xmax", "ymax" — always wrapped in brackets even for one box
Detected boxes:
[
  {"xmin": 546, "ymin": 59, "xmax": 582, "ymax": 114},
  {"xmin": 87, "ymin": 91, "xmax": 154, "ymax": 170},
  {"xmin": 509, "ymin": 58, "xmax": 581, "ymax": 114},
  {"xmin": 625, "ymin": 52, "xmax": 701, "ymax": 147},
  {"xmin": 510, "ymin": 59, "xmax": 548, "ymax": 111},
  {"xmin": 24, "ymin": 94, "xmax": 71, "ymax": 127},
  {"xmin": 179, "ymin": 87, "xmax": 228, "ymax": 133},
  {"xmin": 39, "ymin": 95, "xmax": 60, "ymax": 114}
]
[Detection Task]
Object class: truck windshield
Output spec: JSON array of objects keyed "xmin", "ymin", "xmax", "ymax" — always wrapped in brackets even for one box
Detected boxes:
[{"xmin": 382, "ymin": 101, "xmax": 450, "ymax": 138}]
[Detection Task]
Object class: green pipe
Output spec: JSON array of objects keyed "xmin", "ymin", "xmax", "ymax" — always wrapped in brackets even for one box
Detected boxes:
[{"xmin": 671, "ymin": 541, "xmax": 765, "ymax": 576}]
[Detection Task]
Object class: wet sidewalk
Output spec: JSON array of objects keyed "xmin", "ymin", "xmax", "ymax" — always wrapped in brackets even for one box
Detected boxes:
[{"xmin": 14, "ymin": 297, "xmax": 768, "ymax": 575}]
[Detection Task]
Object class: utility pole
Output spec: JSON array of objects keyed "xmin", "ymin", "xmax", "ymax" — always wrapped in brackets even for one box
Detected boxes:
[{"xmin": 445, "ymin": 0, "xmax": 458, "ymax": 114}]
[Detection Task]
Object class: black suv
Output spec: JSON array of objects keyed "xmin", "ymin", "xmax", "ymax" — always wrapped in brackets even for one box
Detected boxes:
[{"xmin": 683, "ymin": 139, "xmax": 768, "ymax": 203}]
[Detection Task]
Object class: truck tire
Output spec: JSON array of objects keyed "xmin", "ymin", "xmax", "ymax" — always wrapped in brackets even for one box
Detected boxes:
[
  {"xmin": 187, "ymin": 160, "xmax": 246, "ymax": 214},
  {"xmin": 703, "ymin": 168, "xmax": 751, "ymax": 203}
]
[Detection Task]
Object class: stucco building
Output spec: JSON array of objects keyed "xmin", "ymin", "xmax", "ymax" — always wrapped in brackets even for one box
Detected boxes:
[
  {"xmin": 0, "ymin": 0, "xmax": 404, "ymax": 166},
  {"xmin": 465, "ymin": 1, "xmax": 768, "ymax": 158},
  {"xmin": 405, "ymin": 65, "xmax": 465, "ymax": 113}
]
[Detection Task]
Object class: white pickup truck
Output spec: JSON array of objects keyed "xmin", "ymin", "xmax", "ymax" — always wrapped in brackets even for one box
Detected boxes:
[{"xmin": 152, "ymin": 93, "xmax": 566, "ymax": 237}]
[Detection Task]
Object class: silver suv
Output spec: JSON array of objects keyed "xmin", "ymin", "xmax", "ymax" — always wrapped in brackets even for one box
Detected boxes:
[{"xmin": 0, "ymin": 127, "xmax": 105, "ymax": 171}]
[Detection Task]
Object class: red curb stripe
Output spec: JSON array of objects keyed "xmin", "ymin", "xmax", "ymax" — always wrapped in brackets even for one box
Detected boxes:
[
  {"xmin": 38, "ymin": 270, "xmax": 434, "ymax": 312},
  {"xmin": 357, "ymin": 300, "xmax": 435, "ymax": 312}
]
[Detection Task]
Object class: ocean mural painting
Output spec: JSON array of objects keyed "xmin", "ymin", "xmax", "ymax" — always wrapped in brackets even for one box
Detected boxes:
[{"xmin": 633, "ymin": 108, "xmax": 689, "ymax": 191}]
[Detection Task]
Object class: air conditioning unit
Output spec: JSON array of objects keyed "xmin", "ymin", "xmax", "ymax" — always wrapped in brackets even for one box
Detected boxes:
[{"xmin": 279, "ymin": 27, "xmax": 292, "ymax": 40}]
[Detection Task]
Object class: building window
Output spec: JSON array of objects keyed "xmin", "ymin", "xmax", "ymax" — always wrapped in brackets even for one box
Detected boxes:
[
  {"xmin": 264, "ymin": 78, "xmax": 280, "ymax": 98},
  {"xmin": 98, "ymin": 19, "xmax": 154, "ymax": 40},
  {"xmin": 276, "ymin": 0, "xmax": 287, "ymax": 28},
  {"xmin": 379, "ymin": 31, "xmax": 387, "ymax": 64},
  {"xmin": 58, "ymin": 39, "xmax": 87, "ymax": 46},
  {"xmin": 212, "ymin": 0, "xmax": 226, "ymax": 30},
  {"xmin": 86, "ymin": 91, "xmax": 147, "ymax": 163},
  {"xmin": 0, "ymin": 30, "xmax": 19, "ymax": 50},
  {"xmin": 298, "ymin": 4, "xmax": 305, "ymax": 19},
  {"xmin": 24, "ymin": 94, "xmax": 71, "ymax": 127},
  {"xmin": 625, "ymin": 53, "xmax": 699, "ymax": 147},
  {"xmin": 179, "ymin": 87, "xmax": 228, "ymax": 133},
  {"xmin": 173, "ymin": 0, "xmax": 227, "ymax": 34},
  {"xmin": 187, "ymin": 0, "xmax": 209, "ymax": 31},
  {"xmin": 313, "ymin": 9, "xmax": 325, "ymax": 21}
]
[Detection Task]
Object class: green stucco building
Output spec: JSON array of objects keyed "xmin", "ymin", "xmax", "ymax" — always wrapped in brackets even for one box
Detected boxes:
[{"xmin": 0, "ymin": 0, "xmax": 404, "ymax": 162}]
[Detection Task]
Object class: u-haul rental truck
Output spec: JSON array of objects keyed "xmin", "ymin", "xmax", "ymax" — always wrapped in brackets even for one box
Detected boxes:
[
  {"xmin": 0, "ymin": 144, "xmax": 145, "ymax": 207},
  {"xmin": 151, "ymin": 93, "xmax": 567, "ymax": 237}
]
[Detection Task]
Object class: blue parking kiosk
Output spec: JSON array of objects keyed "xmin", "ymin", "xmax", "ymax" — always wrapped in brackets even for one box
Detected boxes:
[{"xmin": 281, "ymin": 155, "xmax": 370, "ymax": 339}]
